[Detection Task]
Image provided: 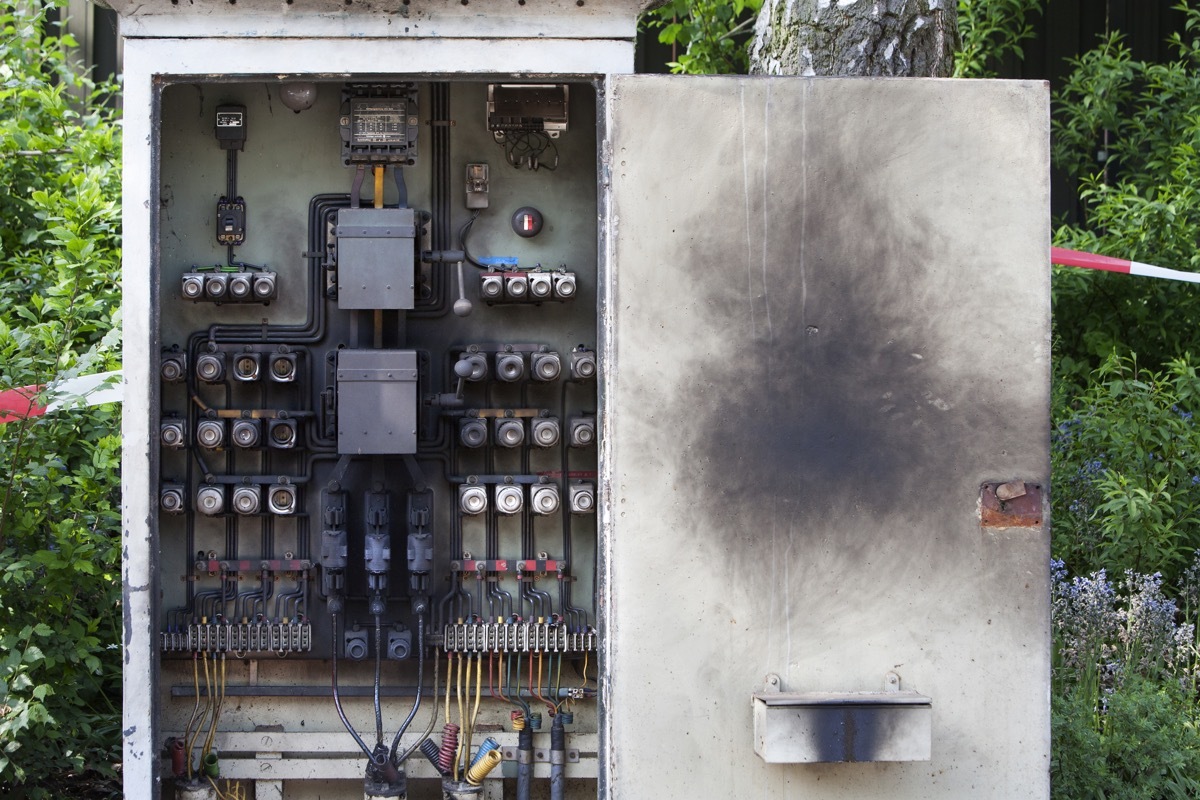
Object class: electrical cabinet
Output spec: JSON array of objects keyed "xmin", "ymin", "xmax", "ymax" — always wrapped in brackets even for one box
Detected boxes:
[{"xmin": 113, "ymin": 3, "xmax": 1052, "ymax": 799}]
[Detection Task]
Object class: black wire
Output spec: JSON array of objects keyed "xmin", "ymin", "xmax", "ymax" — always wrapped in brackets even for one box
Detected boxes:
[
  {"xmin": 457, "ymin": 210, "xmax": 486, "ymax": 269},
  {"xmin": 374, "ymin": 614, "xmax": 384, "ymax": 745},
  {"xmin": 226, "ymin": 149, "xmax": 238, "ymax": 198},
  {"xmin": 502, "ymin": 131, "xmax": 558, "ymax": 172},
  {"xmin": 350, "ymin": 166, "xmax": 366, "ymax": 209},
  {"xmin": 388, "ymin": 613, "xmax": 426, "ymax": 762},
  {"xmin": 393, "ymin": 166, "xmax": 408, "ymax": 209},
  {"xmin": 331, "ymin": 612, "xmax": 383, "ymax": 763}
]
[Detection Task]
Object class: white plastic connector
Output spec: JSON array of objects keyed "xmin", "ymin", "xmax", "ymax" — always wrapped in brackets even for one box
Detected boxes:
[
  {"xmin": 531, "ymin": 352, "xmax": 562, "ymax": 382},
  {"xmin": 196, "ymin": 485, "xmax": 226, "ymax": 516},
  {"xmin": 531, "ymin": 418, "xmax": 561, "ymax": 448},
  {"xmin": 268, "ymin": 483, "xmax": 297, "ymax": 515},
  {"xmin": 494, "ymin": 418, "xmax": 525, "ymax": 448},
  {"xmin": 196, "ymin": 419, "xmax": 226, "ymax": 449},
  {"xmin": 460, "ymin": 485, "xmax": 488, "ymax": 516},
  {"xmin": 460, "ymin": 418, "xmax": 488, "ymax": 448},
  {"xmin": 495, "ymin": 485, "xmax": 524, "ymax": 515},
  {"xmin": 531, "ymin": 485, "xmax": 560, "ymax": 516},
  {"xmin": 233, "ymin": 485, "xmax": 262, "ymax": 515}
]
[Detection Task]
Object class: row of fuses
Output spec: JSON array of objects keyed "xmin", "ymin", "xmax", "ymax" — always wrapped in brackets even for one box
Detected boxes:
[
  {"xmin": 458, "ymin": 481, "xmax": 594, "ymax": 516},
  {"xmin": 160, "ymin": 481, "xmax": 299, "ymax": 516},
  {"xmin": 161, "ymin": 350, "xmax": 300, "ymax": 384},
  {"xmin": 479, "ymin": 269, "xmax": 576, "ymax": 303},
  {"xmin": 459, "ymin": 415, "xmax": 594, "ymax": 449},
  {"xmin": 160, "ymin": 415, "xmax": 299, "ymax": 450},
  {"xmin": 181, "ymin": 270, "xmax": 278, "ymax": 303},
  {"xmin": 455, "ymin": 348, "xmax": 595, "ymax": 383}
]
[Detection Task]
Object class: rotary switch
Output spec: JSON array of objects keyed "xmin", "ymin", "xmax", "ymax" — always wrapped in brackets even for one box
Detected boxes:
[{"xmin": 511, "ymin": 206, "xmax": 544, "ymax": 238}]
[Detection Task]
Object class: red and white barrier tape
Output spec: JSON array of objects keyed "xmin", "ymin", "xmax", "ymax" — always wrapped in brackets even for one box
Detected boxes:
[
  {"xmin": 1051, "ymin": 247, "xmax": 1200, "ymax": 285},
  {"xmin": 0, "ymin": 371, "xmax": 122, "ymax": 425}
]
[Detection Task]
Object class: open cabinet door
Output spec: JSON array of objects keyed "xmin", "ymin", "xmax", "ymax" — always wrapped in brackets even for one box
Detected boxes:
[{"xmin": 602, "ymin": 76, "xmax": 1050, "ymax": 800}]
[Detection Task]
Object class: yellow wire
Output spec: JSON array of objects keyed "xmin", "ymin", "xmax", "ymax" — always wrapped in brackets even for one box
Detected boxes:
[
  {"xmin": 455, "ymin": 652, "xmax": 465, "ymax": 779},
  {"xmin": 373, "ymin": 166, "xmax": 384, "ymax": 209},
  {"xmin": 444, "ymin": 651, "xmax": 452, "ymax": 733},
  {"xmin": 580, "ymin": 651, "xmax": 588, "ymax": 688},
  {"xmin": 497, "ymin": 656, "xmax": 508, "ymax": 705},
  {"xmin": 184, "ymin": 655, "xmax": 202, "ymax": 780},
  {"xmin": 203, "ymin": 653, "xmax": 226, "ymax": 760},
  {"xmin": 471, "ymin": 654, "xmax": 483, "ymax": 730},
  {"xmin": 460, "ymin": 655, "xmax": 468, "ymax": 775},
  {"xmin": 462, "ymin": 653, "xmax": 482, "ymax": 777},
  {"xmin": 207, "ymin": 777, "xmax": 227, "ymax": 800},
  {"xmin": 187, "ymin": 653, "xmax": 213, "ymax": 773}
]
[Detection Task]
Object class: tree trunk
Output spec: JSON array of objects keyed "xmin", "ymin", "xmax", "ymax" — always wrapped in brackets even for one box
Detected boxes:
[{"xmin": 749, "ymin": 0, "xmax": 959, "ymax": 77}]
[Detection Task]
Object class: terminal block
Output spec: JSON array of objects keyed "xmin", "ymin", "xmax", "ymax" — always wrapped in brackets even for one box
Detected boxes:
[
  {"xmin": 442, "ymin": 621, "xmax": 598, "ymax": 653},
  {"xmin": 160, "ymin": 621, "xmax": 312, "ymax": 654}
]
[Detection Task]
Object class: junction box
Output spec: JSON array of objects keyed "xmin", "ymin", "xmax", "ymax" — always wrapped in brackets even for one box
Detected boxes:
[{"xmin": 110, "ymin": 2, "xmax": 1053, "ymax": 798}]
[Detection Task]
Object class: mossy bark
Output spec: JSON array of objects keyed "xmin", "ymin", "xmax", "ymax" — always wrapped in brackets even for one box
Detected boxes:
[{"xmin": 749, "ymin": 0, "xmax": 959, "ymax": 77}]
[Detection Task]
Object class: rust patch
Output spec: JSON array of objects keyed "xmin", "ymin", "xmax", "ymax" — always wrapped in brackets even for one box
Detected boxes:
[{"xmin": 980, "ymin": 481, "xmax": 1043, "ymax": 528}]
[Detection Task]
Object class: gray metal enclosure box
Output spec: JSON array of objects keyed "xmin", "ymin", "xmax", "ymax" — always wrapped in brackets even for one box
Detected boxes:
[
  {"xmin": 337, "ymin": 349, "xmax": 418, "ymax": 454},
  {"xmin": 335, "ymin": 207, "xmax": 416, "ymax": 310},
  {"xmin": 111, "ymin": 1, "xmax": 1051, "ymax": 796}
]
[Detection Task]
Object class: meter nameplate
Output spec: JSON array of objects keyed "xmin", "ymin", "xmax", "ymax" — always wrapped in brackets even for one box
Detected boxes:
[
  {"xmin": 216, "ymin": 111, "xmax": 244, "ymax": 128},
  {"xmin": 214, "ymin": 105, "xmax": 247, "ymax": 150},
  {"xmin": 350, "ymin": 99, "xmax": 409, "ymax": 145},
  {"xmin": 339, "ymin": 85, "xmax": 419, "ymax": 165}
]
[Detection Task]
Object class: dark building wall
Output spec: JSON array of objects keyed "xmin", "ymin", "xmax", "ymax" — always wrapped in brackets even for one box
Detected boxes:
[{"xmin": 1008, "ymin": 1, "xmax": 1187, "ymax": 220}]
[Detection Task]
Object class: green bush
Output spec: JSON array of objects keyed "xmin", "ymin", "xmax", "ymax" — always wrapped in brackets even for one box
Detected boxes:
[
  {"xmin": 1052, "ymin": 355, "xmax": 1200, "ymax": 586},
  {"xmin": 640, "ymin": 0, "xmax": 764, "ymax": 75},
  {"xmin": 1052, "ymin": 561, "xmax": 1200, "ymax": 799},
  {"xmin": 0, "ymin": 2, "xmax": 122, "ymax": 796},
  {"xmin": 954, "ymin": 0, "xmax": 1042, "ymax": 78},
  {"xmin": 1053, "ymin": 678, "xmax": 1200, "ymax": 800},
  {"xmin": 1052, "ymin": 3, "xmax": 1200, "ymax": 385}
]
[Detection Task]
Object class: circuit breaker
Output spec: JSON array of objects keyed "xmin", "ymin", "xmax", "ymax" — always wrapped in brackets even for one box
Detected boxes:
[{"xmin": 114, "ymin": 3, "xmax": 1052, "ymax": 800}]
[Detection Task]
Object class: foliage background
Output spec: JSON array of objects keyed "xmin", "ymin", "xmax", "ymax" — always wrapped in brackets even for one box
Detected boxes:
[{"xmin": 0, "ymin": 2, "xmax": 122, "ymax": 797}]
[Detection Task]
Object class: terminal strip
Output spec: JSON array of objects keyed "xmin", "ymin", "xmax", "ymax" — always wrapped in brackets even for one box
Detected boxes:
[
  {"xmin": 442, "ymin": 621, "xmax": 597, "ymax": 653},
  {"xmin": 161, "ymin": 621, "xmax": 312, "ymax": 654}
]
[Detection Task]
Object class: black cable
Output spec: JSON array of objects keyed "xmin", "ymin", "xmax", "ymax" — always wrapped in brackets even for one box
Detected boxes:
[
  {"xmin": 331, "ymin": 612, "xmax": 383, "ymax": 763},
  {"xmin": 374, "ymin": 614, "xmax": 384, "ymax": 745},
  {"xmin": 389, "ymin": 613, "xmax": 425, "ymax": 762},
  {"xmin": 350, "ymin": 166, "xmax": 366, "ymax": 209},
  {"xmin": 410, "ymin": 82, "xmax": 451, "ymax": 318},
  {"xmin": 226, "ymin": 148, "xmax": 238, "ymax": 199},
  {"xmin": 457, "ymin": 210, "xmax": 486, "ymax": 269},
  {"xmin": 503, "ymin": 131, "xmax": 558, "ymax": 172},
  {"xmin": 186, "ymin": 193, "xmax": 343, "ymax": 354},
  {"xmin": 393, "ymin": 166, "xmax": 408, "ymax": 209}
]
